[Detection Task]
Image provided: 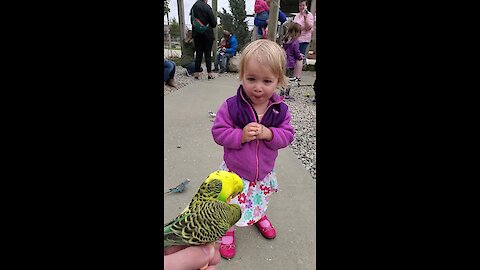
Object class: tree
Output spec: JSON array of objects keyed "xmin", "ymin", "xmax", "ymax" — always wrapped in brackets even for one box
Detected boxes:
[
  {"xmin": 164, "ymin": 0, "xmax": 170, "ymax": 16},
  {"xmin": 169, "ymin": 18, "xmax": 180, "ymax": 39},
  {"xmin": 229, "ymin": 0, "xmax": 249, "ymax": 52},
  {"xmin": 218, "ymin": 8, "xmax": 234, "ymax": 36},
  {"xmin": 218, "ymin": 0, "xmax": 249, "ymax": 52}
]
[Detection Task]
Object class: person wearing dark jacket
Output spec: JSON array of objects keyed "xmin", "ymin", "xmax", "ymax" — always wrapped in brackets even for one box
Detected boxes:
[{"xmin": 190, "ymin": 0, "xmax": 217, "ymax": 80}]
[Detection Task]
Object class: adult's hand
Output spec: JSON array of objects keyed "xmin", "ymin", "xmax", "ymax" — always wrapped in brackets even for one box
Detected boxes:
[{"xmin": 164, "ymin": 243, "xmax": 221, "ymax": 270}]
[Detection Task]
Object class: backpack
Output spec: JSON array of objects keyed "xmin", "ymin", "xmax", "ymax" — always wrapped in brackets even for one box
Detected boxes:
[{"xmin": 191, "ymin": 9, "xmax": 208, "ymax": 34}]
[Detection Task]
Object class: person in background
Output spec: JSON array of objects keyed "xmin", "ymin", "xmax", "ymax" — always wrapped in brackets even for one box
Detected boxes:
[
  {"xmin": 218, "ymin": 37, "xmax": 227, "ymax": 52},
  {"xmin": 190, "ymin": 0, "xmax": 217, "ymax": 80},
  {"xmin": 164, "ymin": 59, "xmax": 177, "ymax": 88},
  {"xmin": 253, "ymin": 0, "xmax": 287, "ymax": 40},
  {"xmin": 312, "ymin": 60, "xmax": 317, "ymax": 103},
  {"xmin": 213, "ymin": 30, "xmax": 238, "ymax": 74},
  {"xmin": 291, "ymin": 0, "xmax": 314, "ymax": 81},
  {"xmin": 282, "ymin": 22, "xmax": 304, "ymax": 98},
  {"xmin": 213, "ymin": 38, "xmax": 227, "ymax": 71},
  {"xmin": 214, "ymin": 37, "xmax": 228, "ymax": 67},
  {"xmin": 180, "ymin": 30, "xmax": 203, "ymax": 76},
  {"xmin": 254, "ymin": 0, "xmax": 270, "ymax": 39},
  {"xmin": 293, "ymin": 0, "xmax": 314, "ymax": 57}
]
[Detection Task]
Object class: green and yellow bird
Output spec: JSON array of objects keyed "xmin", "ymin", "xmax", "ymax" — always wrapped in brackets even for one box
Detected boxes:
[{"xmin": 164, "ymin": 170, "xmax": 244, "ymax": 248}]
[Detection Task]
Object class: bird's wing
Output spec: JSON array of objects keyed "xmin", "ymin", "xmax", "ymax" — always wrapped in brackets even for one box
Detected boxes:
[
  {"xmin": 163, "ymin": 200, "xmax": 239, "ymax": 247},
  {"xmin": 190, "ymin": 178, "xmax": 223, "ymax": 202}
]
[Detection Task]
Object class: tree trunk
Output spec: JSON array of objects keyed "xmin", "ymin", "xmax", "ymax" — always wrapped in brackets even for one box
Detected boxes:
[
  {"xmin": 167, "ymin": 13, "xmax": 171, "ymax": 58},
  {"xmin": 212, "ymin": 0, "xmax": 218, "ymax": 60},
  {"xmin": 177, "ymin": 0, "xmax": 186, "ymax": 54},
  {"xmin": 267, "ymin": 0, "xmax": 280, "ymax": 41}
]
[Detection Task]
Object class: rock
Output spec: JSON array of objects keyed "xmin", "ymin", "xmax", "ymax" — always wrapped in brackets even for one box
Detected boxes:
[{"xmin": 227, "ymin": 55, "xmax": 240, "ymax": 72}]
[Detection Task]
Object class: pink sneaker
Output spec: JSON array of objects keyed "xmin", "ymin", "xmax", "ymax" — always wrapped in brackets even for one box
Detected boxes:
[
  {"xmin": 219, "ymin": 230, "xmax": 236, "ymax": 259},
  {"xmin": 255, "ymin": 215, "xmax": 276, "ymax": 239}
]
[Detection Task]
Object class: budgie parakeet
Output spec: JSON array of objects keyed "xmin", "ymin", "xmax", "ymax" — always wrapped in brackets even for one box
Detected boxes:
[
  {"xmin": 164, "ymin": 179, "xmax": 191, "ymax": 194},
  {"xmin": 164, "ymin": 170, "xmax": 244, "ymax": 248}
]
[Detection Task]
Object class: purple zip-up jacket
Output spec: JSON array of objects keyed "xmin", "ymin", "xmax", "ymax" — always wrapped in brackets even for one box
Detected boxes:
[
  {"xmin": 212, "ymin": 85, "xmax": 295, "ymax": 182},
  {"xmin": 283, "ymin": 39, "xmax": 303, "ymax": 69}
]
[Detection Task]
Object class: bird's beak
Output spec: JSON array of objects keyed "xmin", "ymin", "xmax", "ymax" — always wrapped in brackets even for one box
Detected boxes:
[{"xmin": 227, "ymin": 198, "xmax": 231, "ymax": 203}]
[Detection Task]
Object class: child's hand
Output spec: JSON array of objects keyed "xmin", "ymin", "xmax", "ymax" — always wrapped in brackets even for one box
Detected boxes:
[
  {"xmin": 242, "ymin": 123, "xmax": 273, "ymax": 143},
  {"xmin": 256, "ymin": 124, "xmax": 273, "ymax": 142},
  {"xmin": 242, "ymin": 122, "xmax": 261, "ymax": 143}
]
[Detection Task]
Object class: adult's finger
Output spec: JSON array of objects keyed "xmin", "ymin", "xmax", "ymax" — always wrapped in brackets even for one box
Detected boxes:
[
  {"xmin": 164, "ymin": 244, "xmax": 215, "ymax": 270},
  {"xmin": 208, "ymin": 242, "xmax": 221, "ymax": 266},
  {"xmin": 164, "ymin": 245, "xmax": 187, "ymax": 255}
]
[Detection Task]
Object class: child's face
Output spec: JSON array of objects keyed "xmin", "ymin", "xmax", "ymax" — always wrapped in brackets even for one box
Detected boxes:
[{"xmin": 241, "ymin": 59, "xmax": 279, "ymax": 105}]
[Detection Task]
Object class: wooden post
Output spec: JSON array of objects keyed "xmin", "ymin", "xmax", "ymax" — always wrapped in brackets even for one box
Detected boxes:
[
  {"xmin": 212, "ymin": 0, "xmax": 218, "ymax": 60},
  {"xmin": 310, "ymin": 0, "xmax": 316, "ymax": 14},
  {"xmin": 277, "ymin": 21, "xmax": 283, "ymax": 45},
  {"xmin": 166, "ymin": 12, "xmax": 171, "ymax": 58},
  {"xmin": 252, "ymin": 24, "xmax": 258, "ymax": 41},
  {"xmin": 177, "ymin": 0, "xmax": 186, "ymax": 53},
  {"xmin": 267, "ymin": 0, "xmax": 280, "ymax": 41}
]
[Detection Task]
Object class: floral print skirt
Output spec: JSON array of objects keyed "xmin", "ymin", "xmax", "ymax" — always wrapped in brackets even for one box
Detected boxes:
[{"xmin": 219, "ymin": 162, "xmax": 279, "ymax": 227}]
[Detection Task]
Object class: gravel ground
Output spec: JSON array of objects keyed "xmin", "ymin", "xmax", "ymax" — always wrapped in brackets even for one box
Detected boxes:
[{"xmin": 165, "ymin": 65, "xmax": 317, "ymax": 181}]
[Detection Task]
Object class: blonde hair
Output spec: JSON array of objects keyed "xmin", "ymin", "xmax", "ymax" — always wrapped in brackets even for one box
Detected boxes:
[{"xmin": 238, "ymin": 39, "xmax": 288, "ymax": 87}]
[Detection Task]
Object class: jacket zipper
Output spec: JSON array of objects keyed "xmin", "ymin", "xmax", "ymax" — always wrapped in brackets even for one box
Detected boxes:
[
  {"xmin": 240, "ymin": 90, "xmax": 283, "ymax": 181},
  {"xmin": 240, "ymin": 91, "xmax": 260, "ymax": 181}
]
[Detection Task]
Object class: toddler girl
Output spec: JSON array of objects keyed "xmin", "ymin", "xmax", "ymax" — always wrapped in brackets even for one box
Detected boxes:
[
  {"xmin": 254, "ymin": 0, "xmax": 270, "ymax": 39},
  {"xmin": 283, "ymin": 22, "xmax": 304, "ymax": 84},
  {"xmin": 211, "ymin": 39, "xmax": 295, "ymax": 259}
]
